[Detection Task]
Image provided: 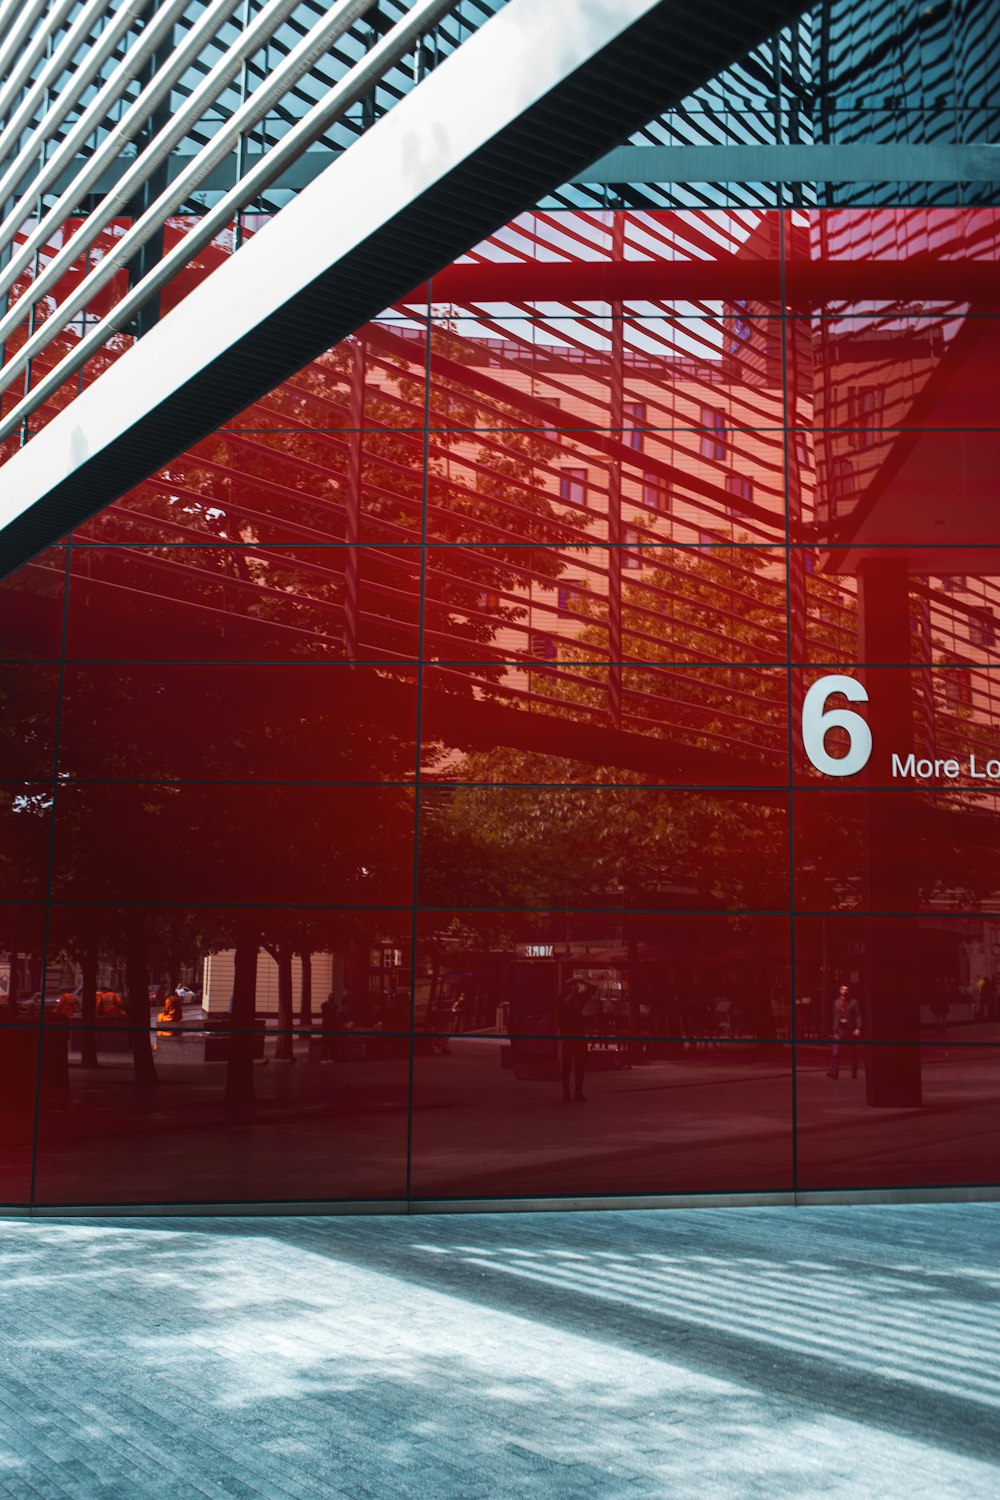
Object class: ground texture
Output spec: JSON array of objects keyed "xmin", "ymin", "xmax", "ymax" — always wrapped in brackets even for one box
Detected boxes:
[{"xmin": 0, "ymin": 1203, "xmax": 997, "ymax": 1498}]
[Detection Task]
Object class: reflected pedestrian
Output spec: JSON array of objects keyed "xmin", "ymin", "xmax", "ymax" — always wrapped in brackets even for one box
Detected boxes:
[
  {"xmin": 53, "ymin": 990, "xmax": 78, "ymax": 1019},
  {"xmin": 826, "ymin": 984, "xmax": 861, "ymax": 1079},
  {"xmin": 558, "ymin": 976, "xmax": 594, "ymax": 1103},
  {"xmin": 320, "ymin": 990, "xmax": 339, "ymax": 1063},
  {"xmin": 156, "ymin": 990, "xmax": 183, "ymax": 1038}
]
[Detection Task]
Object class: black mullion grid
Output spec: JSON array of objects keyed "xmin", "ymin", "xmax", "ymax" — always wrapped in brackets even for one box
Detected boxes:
[
  {"xmin": 403, "ymin": 278, "xmax": 434, "ymax": 1205},
  {"xmin": 27, "ymin": 542, "xmax": 72, "ymax": 1209}
]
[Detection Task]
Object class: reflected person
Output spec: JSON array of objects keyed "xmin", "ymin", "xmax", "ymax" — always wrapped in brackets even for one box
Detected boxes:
[
  {"xmin": 827, "ymin": 984, "xmax": 862, "ymax": 1080},
  {"xmin": 558, "ymin": 976, "xmax": 594, "ymax": 1103}
]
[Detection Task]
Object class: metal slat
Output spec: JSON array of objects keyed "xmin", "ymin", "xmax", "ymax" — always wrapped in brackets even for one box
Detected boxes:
[
  {"xmin": 0, "ymin": 0, "xmax": 81, "ymax": 135},
  {"xmin": 0, "ymin": 0, "xmax": 453, "ymax": 428},
  {"xmin": 0, "ymin": 0, "xmax": 248, "ymax": 325},
  {"xmin": 0, "ymin": 0, "xmax": 124, "ymax": 185},
  {"xmin": 0, "ymin": 0, "xmax": 149, "ymax": 212}
]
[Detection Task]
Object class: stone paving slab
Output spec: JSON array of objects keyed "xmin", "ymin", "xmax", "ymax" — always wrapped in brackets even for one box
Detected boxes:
[{"xmin": 0, "ymin": 1204, "xmax": 997, "ymax": 1497}]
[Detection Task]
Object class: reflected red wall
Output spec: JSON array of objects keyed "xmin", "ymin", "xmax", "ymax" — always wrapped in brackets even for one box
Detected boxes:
[{"xmin": 2, "ymin": 207, "xmax": 1000, "ymax": 1205}]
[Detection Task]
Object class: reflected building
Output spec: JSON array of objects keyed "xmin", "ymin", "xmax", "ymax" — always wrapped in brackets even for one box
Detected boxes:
[{"xmin": 1, "ymin": 0, "xmax": 1000, "ymax": 1209}]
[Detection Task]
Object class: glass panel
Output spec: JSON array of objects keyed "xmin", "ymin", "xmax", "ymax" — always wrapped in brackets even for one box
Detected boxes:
[
  {"xmin": 432, "ymin": 208, "xmax": 782, "ymax": 319},
  {"xmin": 796, "ymin": 429, "xmax": 1000, "ymax": 548},
  {"xmin": 796, "ymin": 549, "xmax": 1000, "ymax": 668},
  {"xmin": 34, "ymin": 1031, "xmax": 409, "ymax": 1206},
  {"xmin": 0, "ymin": 548, "xmax": 66, "ymax": 662},
  {"xmin": 51, "ymin": 785, "xmax": 415, "ymax": 906},
  {"xmin": 422, "ymin": 663, "xmax": 788, "ymax": 787},
  {"xmin": 0, "ymin": 905, "xmax": 46, "ymax": 1025},
  {"xmin": 0, "ymin": 788, "xmax": 52, "ymax": 902},
  {"xmin": 795, "ymin": 1044, "xmax": 1000, "ymax": 1191},
  {"xmin": 0, "ymin": 1028, "xmax": 41, "ymax": 1204},
  {"xmin": 66, "ymin": 547, "xmax": 424, "ymax": 663},
  {"xmin": 785, "ymin": 208, "xmax": 1000, "ymax": 317},
  {"xmin": 0, "ymin": 664, "xmax": 57, "ymax": 778},
  {"xmin": 423, "ymin": 432, "xmax": 784, "ymax": 546},
  {"xmin": 410, "ymin": 1040, "xmax": 792, "ymax": 1199},
  {"xmin": 429, "ymin": 314, "xmax": 783, "ymax": 435},
  {"xmin": 414, "ymin": 911, "xmax": 789, "ymax": 1039},
  {"xmin": 418, "ymin": 787, "xmax": 789, "ymax": 911},
  {"xmin": 44, "ymin": 903, "xmax": 412, "ymax": 1035},
  {"xmin": 795, "ymin": 913, "xmax": 1000, "ymax": 1045},
  {"xmin": 74, "ymin": 429, "xmax": 428, "ymax": 546},
  {"xmin": 423, "ymin": 545, "xmax": 788, "ymax": 665},
  {"xmin": 792, "ymin": 666, "xmax": 1000, "ymax": 787},
  {"xmin": 794, "ymin": 788, "xmax": 1000, "ymax": 913},
  {"xmin": 58, "ymin": 663, "xmax": 418, "ymax": 782},
  {"xmin": 785, "ymin": 314, "xmax": 1000, "ymax": 430}
]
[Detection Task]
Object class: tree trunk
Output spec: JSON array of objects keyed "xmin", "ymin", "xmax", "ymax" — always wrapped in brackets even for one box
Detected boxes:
[
  {"xmin": 125, "ymin": 923, "xmax": 157, "ymax": 1087},
  {"xmin": 299, "ymin": 950, "xmax": 312, "ymax": 1029},
  {"xmin": 426, "ymin": 947, "xmax": 440, "ymax": 1029},
  {"xmin": 80, "ymin": 939, "xmax": 99, "ymax": 1068},
  {"xmin": 226, "ymin": 922, "xmax": 258, "ymax": 1105},
  {"xmin": 274, "ymin": 945, "xmax": 294, "ymax": 1061}
]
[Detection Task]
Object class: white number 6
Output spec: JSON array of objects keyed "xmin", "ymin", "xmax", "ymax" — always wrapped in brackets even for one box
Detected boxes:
[{"xmin": 802, "ymin": 674, "xmax": 872, "ymax": 777}]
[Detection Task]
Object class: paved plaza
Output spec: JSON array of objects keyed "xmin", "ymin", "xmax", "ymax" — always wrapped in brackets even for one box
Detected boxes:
[{"xmin": 0, "ymin": 1203, "xmax": 997, "ymax": 1498}]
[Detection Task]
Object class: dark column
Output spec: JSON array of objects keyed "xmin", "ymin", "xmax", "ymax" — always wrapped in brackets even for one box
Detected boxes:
[
  {"xmin": 344, "ymin": 334, "xmax": 365, "ymax": 659},
  {"xmin": 607, "ymin": 217, "xmax": 624, "ymax": 730},
  {"xmin": 125, "ymin": 919, "xmax": 157, "ymax": 1088},
  {"xmin": 858, "ymin": 556, "xmax": 922, "ymax": 1106},
  {"xmin": 226, "ymin": 918, "xmax": 259, "ymax": 1106}
]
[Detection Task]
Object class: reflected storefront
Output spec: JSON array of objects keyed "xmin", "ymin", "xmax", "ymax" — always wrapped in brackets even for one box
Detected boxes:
[{"xmin": 3, "ymin": 205, "xmax": 1000, "ymax": 1207}]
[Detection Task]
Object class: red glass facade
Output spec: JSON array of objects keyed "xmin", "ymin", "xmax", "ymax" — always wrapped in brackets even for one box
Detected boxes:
[{"xmin": 3, "ymin": 206, "xmax": 1000, "ymax": 1206}]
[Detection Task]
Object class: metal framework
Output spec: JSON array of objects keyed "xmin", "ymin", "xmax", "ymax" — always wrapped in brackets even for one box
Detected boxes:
[{"xmin": 0, "ymin": 0, "xmax": 803, "ymax": 575}]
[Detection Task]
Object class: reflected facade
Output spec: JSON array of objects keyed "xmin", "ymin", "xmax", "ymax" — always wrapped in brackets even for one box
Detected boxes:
[{"xmin": 4, "ymin": 0, "xmax": 1000, "ymax": 1209}]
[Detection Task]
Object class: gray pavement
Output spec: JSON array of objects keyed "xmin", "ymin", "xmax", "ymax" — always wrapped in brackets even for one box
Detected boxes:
[{"xmin": 0, "ymin": 1204, "xmax": 997, "ymax": 1498}]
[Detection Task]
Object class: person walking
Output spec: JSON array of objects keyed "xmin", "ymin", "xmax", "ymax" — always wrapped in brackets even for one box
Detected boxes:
[
  {"xmin": 320, "ymin": 991, "xmax": 339, "ymax": 1063},
  {"xmin": 557, "ymin": 976, "xmax": 594, "ymax": 1103},
  {"xmin": 827, "ymin": 984, "xmax": 862, "ymax": 1079}
]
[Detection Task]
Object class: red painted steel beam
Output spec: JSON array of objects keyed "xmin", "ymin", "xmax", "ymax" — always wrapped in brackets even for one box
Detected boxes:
[{"xmin": 419, "ymin": 258, "xmax": 1000, "ymax": 307}]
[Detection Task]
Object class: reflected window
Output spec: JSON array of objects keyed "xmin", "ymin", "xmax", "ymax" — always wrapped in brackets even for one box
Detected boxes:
[
  {"xmin": 699, "ymin": 406, "xmax": 726, "ymax": 462},
  {"xmin": 969, "ymin": 610, "xmax": 996, "ymax": 648},
  {"xmin": 559, "ymin": 466, "xmax": 588, "ymax": 507},
  {"xmin": 847, "ymin": 385, "xmax": 884, "ymax": 449},
  {"xmin": 829, "ymin": 456, "xmax": 855, "ymax": 515},
  {"xmin": 642, "ymin": 472, "xmax": 670, "ymax": 514},
  {"xmin": 529, "ymin": 630, "xmax": 556, "ymax": 660},
  {"xmin": 942, "ymin": 662, "xmax": 973, "ymax": 709},
  {"xmin": 623, "ymin": 526, "xmax": 643, "ymax": 569},
  {"xmin": 623, "ymin": 401, "xmax": 646, "ymax": 452},
  {"xmin": 725, "ymin": 474, "xmax": 753, "ymax": 518}
]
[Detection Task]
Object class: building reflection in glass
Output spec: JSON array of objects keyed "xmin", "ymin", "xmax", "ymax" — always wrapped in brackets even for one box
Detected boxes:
[{"xmin": 3, "ymin": 205, "xmax": 1000, "ymax": 1202}]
